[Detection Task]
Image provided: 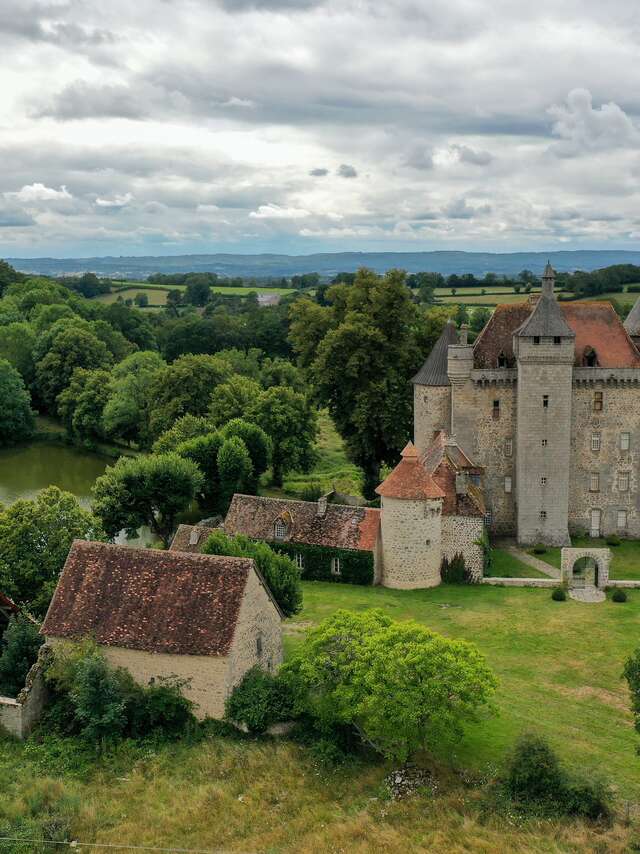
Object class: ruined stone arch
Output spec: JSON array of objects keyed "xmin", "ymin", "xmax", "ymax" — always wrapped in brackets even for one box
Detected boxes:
[{"xmin": 561, "ymin": 547, "xmax": 610, "ymax": 590}]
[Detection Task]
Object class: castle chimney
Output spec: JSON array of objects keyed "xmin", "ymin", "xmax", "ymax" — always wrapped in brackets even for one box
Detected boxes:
[
  {"xmin": 541, "ymin": 261, "xmax": 555, "ymax": 299},
  {"xmin": 459, "ymin": 323, "xmax": 469, "ymax": 345},
  {"xmin": 316, "ymin": 496, "xmax": 328, "ymax": 518}
]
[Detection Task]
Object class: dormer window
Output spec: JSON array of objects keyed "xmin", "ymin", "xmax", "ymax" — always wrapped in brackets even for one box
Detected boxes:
[
  {"xmin": 583, "ymin": 347, "xmax": 598, "ymax": 368},
  {"xmin": 533, "ymin": 336, "xmax": 540, "ymax": 345},
  {"xmin": 274, "ymin": 519, "xmax": 288, "ymax": 540}
]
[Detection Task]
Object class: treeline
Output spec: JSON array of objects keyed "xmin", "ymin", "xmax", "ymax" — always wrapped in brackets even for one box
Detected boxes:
[
  {"xmin": 147, "ymin": 271, "xmax": 320, "ymax": 291},
  {"xmin": 559, "ymin": 264, "xmax": 640, "ymax": 297}
]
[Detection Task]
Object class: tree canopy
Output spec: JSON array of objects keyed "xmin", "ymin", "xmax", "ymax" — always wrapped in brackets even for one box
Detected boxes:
[{"xmin": 0, "ymin": 359, "xmax": 35, "ymax": 446}]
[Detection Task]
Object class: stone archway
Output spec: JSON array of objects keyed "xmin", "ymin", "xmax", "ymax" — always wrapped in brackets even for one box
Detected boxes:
[{"xmin": 561, "ymin": 547, "xmax": 611, "ymax": 602}]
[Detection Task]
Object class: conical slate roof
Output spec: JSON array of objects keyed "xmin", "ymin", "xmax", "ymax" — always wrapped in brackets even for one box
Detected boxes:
[
  {"xmin": 411, "ymin": 321, "xmax": 458, "ymax": 386},
  {"xmin": 624, "ymin": 296, "xmax": 640, "ymax": 337},
  {"xmin": 515, "ymin": 266, "xmax": 574, "ymax": 339}
]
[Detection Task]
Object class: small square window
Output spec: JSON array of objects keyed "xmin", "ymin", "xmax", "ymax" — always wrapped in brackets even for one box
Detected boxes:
[
  {"xmin": 553, "ymin": 336, "xmax": 561, "ymax": 345},
  {"xmin": 543, "ymin": 395, "xmax": 549, "ymax": 409},
  {"xmin": 540, "ymin": 476, "xmax": 547, "ymax": 486},
  {"xmin": 621, "ymin": 432, "xmax": 631, "ymax": 451},
  {"xmin": 504, "ymin": 476, "xmax": 512, "ymax": 493},
  {"xmin": 533, "ymin": 336, "xmax": 540, "ymax": 345},
  {"xmin": 589, "ymin": 473, "xmax": 600, "ymax": 492},
  {"xmin": 484, "ymin": 511, "xmax": 493, "ymax": 525},
  {"xmin": 492, "ymin": 400, "xmax": 500, "ymax": 420},
  {"xmin": 540, "ymin": 510, "xmax": 547, "ymax": 520},
  {"xmin": 591, "ymin": 433, "xmax": 601, "ymax": 452},
  {"xmin": 618, "ymin": 473, "xmax": 630, "ymax": 492},
  {"xmin": 618, "ymin": 510, "xmax": 628, "ymax": 529},
  {"xmin": 594, "ymin": 392, "xmax": 603, "ymax": 412},
  {"xmin": 274, "ymin": 519, "xmax": 288, "ymax": 540},
  {"xmin": 330, "ymin": 557, "xmax": 341, "ymax": 576},
  {"xmin": 505, "ymin": 438, "xmax": 513, "ymax": 457},
  {"xmin": 542, "ymin": 438, "xmax": 548, "ymax": 447}
]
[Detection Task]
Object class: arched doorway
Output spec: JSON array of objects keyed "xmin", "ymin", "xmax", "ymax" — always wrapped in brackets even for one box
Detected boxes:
[
  {"xmin": 570, "ymin": 556, "xmax": 598, "ymax": 589},
  {"xmin": 560, "ymin": 547, "xmax": 611, "ymax": 600}
]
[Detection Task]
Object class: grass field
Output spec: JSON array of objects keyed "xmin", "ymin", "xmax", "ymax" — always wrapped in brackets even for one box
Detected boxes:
[
  {"xmin": 112, "ymin": 280, "xmax": 297, "ymax": 296},
  {"xmin": 486, "ymin": 548, "xmax": 547, "ymax": 578},
  {"xmin": 95, "ymin": 287, "xmax": 170, "ymax": 305}
]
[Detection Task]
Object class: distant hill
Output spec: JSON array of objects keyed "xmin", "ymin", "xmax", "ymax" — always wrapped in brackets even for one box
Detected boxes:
[{"xmin": 8, "ymin": 249, "xmax": 640, "ymax": 280}]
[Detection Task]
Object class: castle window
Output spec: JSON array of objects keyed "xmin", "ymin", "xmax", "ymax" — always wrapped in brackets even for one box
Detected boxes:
[
  {"xmin": 553, "ymin": 336, "xmax": 561, "ymax": 345},
  {"xmin": 589, "ymin": 473, "xmax": 600, "ymax": 493},
  {"xmin": 540, "ymin": 510, "xmax": 547, "ymax": 521},
  {"xmin": 543, "ymin": 395, "xmax": 549, "ymax": 409},
  {"xmin": 533, "ymin": 336, "xmax": 540, "ymax": 345},
  {"xmin": 274, "ymin": 519, "xmax": 288, "ymax": 540},
  {"xmin": 618, "ymin": 510, "xmax": 628, "ymax": 529},
  {"xmin": 593, "ymin": 391, "xmax": 603, "ymax": 411},
  {"xmin": 591, "ymin": 433, "xmax": 601, "ymax": 452},
  {"xmin": 542, "ymin": 438, "xmax": 548, "ymax": 447},
  {"xmin": 256, "ymin": 634, "xmax": 263, "ymax": 657},
  {"xmin": 584, "ymin": 348, "xmax": 599, "ymax": 368},
  {"xmin": 492, "ymin": 399, "xmax": 500, "ymax": 420},
  {"xmin": 484, "ymin": 511, "xmax": 493, "ymax": 525},
  {"xmin": 540, "ymin": 476, "xmax": 547, "ymax": 486},
  {"xmin": 505, "ymin": 438, "xmax": 513, "ymax": 457},
  {"xmin": 294, "ymin": 553, "xmax": 305, "ymax": 570},
  {"xmin": 497, "ymin": 351, "xmax": 507, "ymax": 368},
  {"xmin": 504, "ymin": 476, "xmax": 512, "ymax": 493},
  {"xmin": 621, "ymin": 432, "xmax": 631, "ymax": 451},
  {"xmin": 618, "ymin": 472, "xmax": 630, "ymax": 492},
  {"xmin": 330, "ymin": 557, "xmax": 342, "ymax": 576}
]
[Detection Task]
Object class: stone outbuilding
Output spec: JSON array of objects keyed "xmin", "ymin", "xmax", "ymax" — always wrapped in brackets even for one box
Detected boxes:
[{"xmin": 41, "ymin": 540, "xmax": 283, "ymax": 720}]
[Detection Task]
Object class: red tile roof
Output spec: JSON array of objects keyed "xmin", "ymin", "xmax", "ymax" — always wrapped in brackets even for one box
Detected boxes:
[
  {"xmin": 0, "ymin": 591, "xmax": 18, "ymax": 615},
  {"xmin": 169, "ymin": 524, "xmax": 219, "ymax": 554},
  {"xmin": 474, "ymin": 300, "xmax": 640, "ymax": 369},
  {"xmin": 224, "ymin": 495, "xmax": 380, "ymax": 552},
  {"xmin": 421, "ymin": 432, "xmax": 485, "ymax": 517},
  {"xmin": 41, "ymin": 541, "xmax": 259, "ymax": 657},
  {"xmin": 376, "ymin": 442, "xmax": 445, "ymax": 501}
]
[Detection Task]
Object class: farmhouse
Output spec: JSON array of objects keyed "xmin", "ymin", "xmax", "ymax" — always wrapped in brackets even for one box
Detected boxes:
[{"xmin": 41, "ymin": 540, "xmax": 283, "ymax": 719}]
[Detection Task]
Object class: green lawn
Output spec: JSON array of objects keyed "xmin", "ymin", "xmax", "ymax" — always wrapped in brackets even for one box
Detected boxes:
[
  {"xmin": 288, "ymin": 581, "xmax": 640, "ymax": 798},
  {"xmin": 95, "ymin": 287, "xmax": 170, "ymax": 306},
  {"xmin": 532, "ymin": 538, "xmax": 640, "ymax": 580},
  {"xmin": 486, "ymin": 548, "xmax": 547, "ymax": 578}
]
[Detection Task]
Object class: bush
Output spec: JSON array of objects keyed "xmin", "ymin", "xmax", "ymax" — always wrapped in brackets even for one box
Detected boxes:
[
  {"xmin": 612, "ymin": 588, "xmax": 628, "ymax": 603},
  {"xmin": 606, "ymin": 534, "xmax": 621, "ymax": 547},
  {"xmin": 441, "ymin": 553, "xmax": 477, "ymax": 584},
  {"xmin": 298, "ymin": 482, "xmax": 324, "ymax": 502},
  {"xmin": 0, "ymin": 615, "xmax": 44, "ymax": 698},
  {"xmin": 503, "ymin": 734, "xmax": 612, "ymax": 821},
  {"xmin": 532, "ymin": 544, "xmax": 547, "ymax": 555},
  {"xmin": 551, "ymin": 587, "xmax": 567, "ymax": 601},
  {"xmin": 225, "ymin": 666, "xmax": 294, "ymax": 734}
]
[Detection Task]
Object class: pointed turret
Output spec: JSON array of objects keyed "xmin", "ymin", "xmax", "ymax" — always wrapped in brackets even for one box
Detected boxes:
[
  {"xmin": 515, "ymin": 263, "xmax": 574, "ymax": 340},
  {"xmin": 411, "ymin": 321, "xmax": 458, "ymax": 386},
  {"xmin": 541, "ymin": 260, "xmax": 555, "ymax": 298}
]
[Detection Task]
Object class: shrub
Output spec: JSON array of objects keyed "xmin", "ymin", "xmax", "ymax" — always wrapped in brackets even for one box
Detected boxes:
[
  {"xmin": 0, "ymin": 615, "xmax": 44, "ymax": 698},
  {"xmin": 551, "ymin": 587, "xmax": 567, "ymax": 601},
  {"xmin": 225, "ymin": 666, "xmax": 294, "ymax": 734},
  {"xmin": 612, "ymin": 588, "xmax": 628, "ymax": 603},
  {"xmin": 606, "ymin": 534, "xmax": 621, "ymax": 547},
  {"xmin": 298, "ymin": 482, "xmax": 324, "ymax": 502},
  {"xmin": 128, "ymin": 676, "xmax": 194, "ymax": 738},
  {"xmin": 441, "ymin": 552, "xmax": 476, "ymax": 584},
  {"xmin": 532, "ymin": 544, "xmax": 547, "ymax": 555}
]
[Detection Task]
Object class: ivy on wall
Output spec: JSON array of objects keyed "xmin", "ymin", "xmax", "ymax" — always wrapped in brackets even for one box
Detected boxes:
[{"xmin": 269, "ymin": 540, "xmax": 374, "ymax": 585}]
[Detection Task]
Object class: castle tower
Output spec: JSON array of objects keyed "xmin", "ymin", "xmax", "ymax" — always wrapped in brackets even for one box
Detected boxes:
[
  {"xmin": 411, "ymin": 322, "xmax": 457, "ymax": 453},
  {"xmin": 376, "ymin": 442, "xmax": 444, "ymax": 588},
  {"xmin": 514, "ymin": 263, "xmax": 575, "ymax": 546}
]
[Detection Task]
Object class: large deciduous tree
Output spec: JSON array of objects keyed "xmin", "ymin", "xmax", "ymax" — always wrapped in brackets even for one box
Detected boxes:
[
  {"xmin": 56, "ymin": 368, "xmax": 112, "ymax": 444},
  {"xmin": 92, "ymin": 454, "xmax": 203, "ymax": 547},
  {"xmin": 0, "ymin": 359, "xmax": 35, "ymax": 446},
  {"xmin": 102, "ymin": 351, "xmax": 166, "ymax": 447}
]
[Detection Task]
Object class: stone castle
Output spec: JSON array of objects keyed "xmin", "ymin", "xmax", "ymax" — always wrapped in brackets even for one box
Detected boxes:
[{"xmin": 224, "ymin": 265, "xmax": 640, "ymax": 589}]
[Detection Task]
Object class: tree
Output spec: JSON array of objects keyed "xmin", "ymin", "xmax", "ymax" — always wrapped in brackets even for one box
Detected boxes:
[
  {"xmin": 260, "ymin": 357, "xmax": 305, "ymax": 391},
  {"xmin": 0, "ymin": 322, "xmax": 36, "ymax": 385},
  {"xmin": 453, "ymin": 304, "xmax": 469, "ymax": 327},
  {"xmin": 147, "ymin": 354, "xmax": 233, "ymax": 438},
  {"xmin": 0, "ymin": 615, "xmax": 44, "ymax": 698},
  {"xmin": 134, "ymin": 293, "xmax": 149, "ymax": 308},
  {"xmin": 217, "ymin": 436, "xmax": 253, "ymax": 510},
  {"xmin": 185, "ymin": 276, "xmax": 212, "ymax": 306},
  {"xmin": 56, "ymin": 368, "xmax": 111, "ymax": 443},
  {"xmin": 152, "ymin": 414, "xmax": 214, "ymax": 454},
  {"xmin": 92, "ymin": 454, "xmax": 204, "ymax": 547},
  {"xmin": 0, "ymin": 486, "xmax": 105, "ymax": 616},
  {"xmin": 249, "ymin": 386, "xmax": 317, "ymax": 488},
  {"xmin": 202, "ymin": 530, "xmax": 302, "ymax": 617},
  {"xmin": 166, "ymin": 289, "xmax": 183, "ymax": 314},
  {"xmin": 471, "ymin": 306, "xmax": 492, "ymax": 333},
  {"xmin": 175, "ymin": 432, "xmax": 223, "ymax": 509},
  {"xmin": 624, "ymin": 647, "xmax": 640, "ymax": 742},
  {"xmin": 221, "ymin": 419, "xmax": 271, "ymax": 492},
  {"xmin": 289, "ymin": 269, "xmax": 438, "ymax": 498},
  {"xmin": 102, "ymin": 351, "xmax": 166, "ymax": 447},
  {"xmin": 208, "ymin": 376, "xmax": 262, "ymax": 427},
  {"xmin": 0, "ymin": 259, "xmax": 22, "ymax": 296},
  {"xmin": 0, "ymin": 359, "xmax": 35, "ymax": 446},
  {"xmin": 281, "ymin": 609, "xmax": 496, "ymax": 762}
]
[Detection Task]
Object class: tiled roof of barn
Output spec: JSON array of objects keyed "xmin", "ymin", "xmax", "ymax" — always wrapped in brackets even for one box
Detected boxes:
[
  {"xmin": 169, "ymin": 524, "xmax": 219, "ymax": 554},
  {"xmin": 376, "ymin": 442, "xmax": 445, "ymax": 501},
  {"xmin": 474, "ymin": 301, "xmax": 640, "ymax": 369},
  {"xmin": 411, "ymin": 321, "xmax": 458, "ymax": 386},
  {"xmin": 625, "ymin": 296, "xmax": 640, "ymax": 338},
  {"xmin": 224, "ymin": 494, "xmax": 380, "ymax": 552},
  {"xmin": 41, "ymin": 540, "xmax": 256, "ymax": 656}
]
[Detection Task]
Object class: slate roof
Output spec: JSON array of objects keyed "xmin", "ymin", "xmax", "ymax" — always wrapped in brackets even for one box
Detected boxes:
[
  {"xmin": 515, "ymin": 291, "xmax": 575, "ymax": 339},
  {"xmin": 376, "ymin": 442, "xmax": 445, "ymax": 501},
  {"xmin": 474, "ymin": 301, "xmax": 640, "ymax": 369},
  {"xmin": 169, "ymin": 524, "xmax": 219, "ymax": 554},
  {"xmin": 625, "ymin": 296, "xmax": 640, "ymax": 338},
  {"xmin": 41, "ymin": 540, "xmax": 259, "ymax": 657},
  {"xmin": 225, "ymin": 494, "xmax": 381, "ymax": 552},
  {"xmin": 411, "ymin": 321, "xmax": 458, "ymax": 386}
]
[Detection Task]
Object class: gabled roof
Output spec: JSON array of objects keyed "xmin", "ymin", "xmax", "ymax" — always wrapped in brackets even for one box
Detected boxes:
[
  {"xmin": 376, "ymin": 442, "xmax": 445, "ymax": 501},
  {"xmin": 224, "ymin": 495, "xmax": 380, "ymax": 552},
  {"xmin": 169, "ymin": 524, "xmax": 219, "ymax": 554},
  {"xmin": 41, "ymin": 540, "xmax": 266, "ymax": 656},
  {"xmin": 625, "ymin": 296, "xmax": 640, "ymax": 338},
  {"xmin": 474, "ymin": 301, "xmax": 640, "ymax": 369},
  {"xmin": 411, "ymin": 321, "xmax": 458, "ymax": 386},
  {"xmin": 422, "ymin": 432, "xmax": 485, "ymax": 517}
]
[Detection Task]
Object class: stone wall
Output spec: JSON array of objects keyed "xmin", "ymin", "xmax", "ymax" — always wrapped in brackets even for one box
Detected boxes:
[
  {"xmin": 569, "ymin": 384, "xmax": 640, "ymax": 539},
  {"xmin": 441, "ymin": 515, "xmax": 485, "ymax": 579},
  {"xmin": 0, "ymin": 653, "xmax": 48, "ymax": 739},
  {"xmin": 227, "ymin": 567, "xmax": 283, "ymax": 692},
  {"xmin": 560, "ymin": 547, "xmax": 610, "ymax": 589},
  {"xmin": 380, "ymin": 496, "xmax": 442, "ymax": 588},
  {"xmin": 482, "ymin": 577, "xmax": 557, "ymax": 588},
  {"xmin": 413, "ymin": 385, "xmax": 450, "ymax": 453}
]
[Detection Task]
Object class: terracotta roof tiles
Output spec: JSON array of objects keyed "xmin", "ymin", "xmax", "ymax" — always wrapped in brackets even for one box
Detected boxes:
[{"xmin": 375, "ymin": 442, "xmax": 445, "ymax": 501}]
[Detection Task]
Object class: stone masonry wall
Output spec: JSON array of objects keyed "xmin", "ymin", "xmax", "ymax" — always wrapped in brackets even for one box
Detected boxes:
[
  {"xmin": 380, "ymin": 496, "xmax": 442, "ymax": 589},
  {"xmin": 413, "ymin": 385, "xmax": 450, "ymax": 453},
  {"xmin": 227, "ymin": 568, "xmax": 283, "ymax": 692},
  {"xmin": 441, "ymin": 516, "xmax": 485, "ymax": 579},
  {"xmin": 0, "ymin": 651, "xmax": 48, "ymax": 739},
  {"xmin": 569, "ymin": 385, "xmax": 640, "ymax": 539}
]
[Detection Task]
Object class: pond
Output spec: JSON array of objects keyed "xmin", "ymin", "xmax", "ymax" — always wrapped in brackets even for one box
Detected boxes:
[{"xmin": 0, "ymin": 443, "xmax": 109, "ymax": 508}]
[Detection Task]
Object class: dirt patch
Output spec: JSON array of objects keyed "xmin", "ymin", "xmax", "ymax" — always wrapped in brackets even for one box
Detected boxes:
[{"xmin": 555, "ymin": 684, "xmax": 630, "ymax": 714}]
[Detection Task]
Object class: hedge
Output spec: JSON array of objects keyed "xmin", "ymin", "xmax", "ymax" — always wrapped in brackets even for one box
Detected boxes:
[{"xmin": 269, "ymin": 541, "xmax": 374, "ymax": 585}]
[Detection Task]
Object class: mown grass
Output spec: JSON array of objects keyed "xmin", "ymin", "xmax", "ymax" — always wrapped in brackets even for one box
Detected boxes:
[{"xmin": 486, "ymin": 548, "xmax": 547, "ymax": 578}]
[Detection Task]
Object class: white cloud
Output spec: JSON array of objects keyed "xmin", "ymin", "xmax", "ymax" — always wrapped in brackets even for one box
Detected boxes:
[
  {"xmin": 548, "ymin": 88, "xmax": 639, "ymax": 157},
  {"xmin": 7, "ymin": 183, "xmax": 72, "ymax": 202},
  {"xmin": 249, "ymin": 203, "xmax": 311, "ymax": 219},
  {"xmin": 95, "ymin": 192, "xmax": 134, "ymax": 208}
]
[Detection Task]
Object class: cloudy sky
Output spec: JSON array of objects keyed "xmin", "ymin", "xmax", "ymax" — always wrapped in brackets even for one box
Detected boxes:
[{"xmin": 1, "ymin": 0, "xmax": 640, "ymax": 257}]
